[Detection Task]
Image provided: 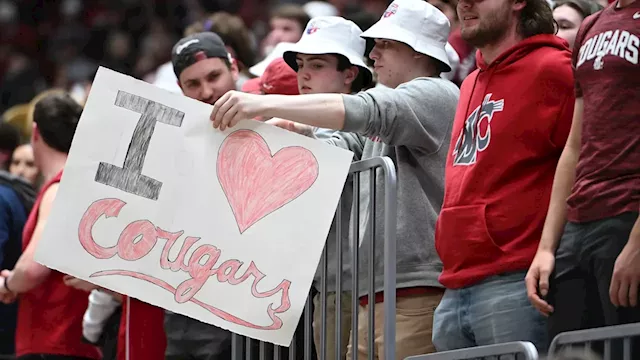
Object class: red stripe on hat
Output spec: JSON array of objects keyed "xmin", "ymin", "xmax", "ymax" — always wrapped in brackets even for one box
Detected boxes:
[{"xmin": 194, "ymin": 51, "xmax": 207, "ymax": 61}]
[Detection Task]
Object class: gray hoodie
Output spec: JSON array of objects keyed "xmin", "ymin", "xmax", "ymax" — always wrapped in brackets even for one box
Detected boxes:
[{"xmin": 322, "ymin": 77, "xmax": 459, "ymax": 296}]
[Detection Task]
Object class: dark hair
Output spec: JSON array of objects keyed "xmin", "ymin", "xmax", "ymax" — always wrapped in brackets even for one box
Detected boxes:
[
  {"xmin": 335, "ymin": 55, "xmax": 371, "ymax": 92},
  {"xmin": 270, "ymin": 4, "xmax": 311, "ymax": 33},
  {"xmin": 0, "ymin": 122, "xmax": 20, "ymax": 170},
  {"xmin": 517, "ymin": 0, "xmax": 557, "ymax": 38},
  {"xmin": 0, "ymin": 123, "xmax": 21, "ymax": 154},
  {"xmin": 554, "ymin": 0, "xmax": 603, "ymax": 19},
  {"xmin": 33, "ymin": 93, "xmax": 82, "ymax": 154}
]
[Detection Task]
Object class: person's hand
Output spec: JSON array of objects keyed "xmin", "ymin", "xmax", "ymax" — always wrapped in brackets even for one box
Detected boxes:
[
  {"xmin": 610, "ymin": 239, "xmax": 640, "ymax": 307},
  {"xmin": 525, "ymin": 248, "xmax": 555, "ymax": 315},
  {"xmin": 63, "ymin": 275, "xmax": 99, "ymax": 293},
  {"xmin": 211, "ymin": 91, "xmax": 264, "ymax": 131},
  {"xmin": 0, "ymin": 273, "xmax": 17, "ymax": 304},
  {"xmin": 266, "ymin": 118, "xmax": 315, "ymax": 137}
]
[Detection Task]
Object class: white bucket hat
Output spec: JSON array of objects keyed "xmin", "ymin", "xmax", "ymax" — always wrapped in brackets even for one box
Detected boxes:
[
  {"xmin": 249, "ymin": 42, "xmax": 296, "ymax": 77},
  {"xmin": 283, "ymin": 16, "xmax": 373, "ymax": 87},
  {"xmin": 361, "ymin": 0, "xmax": 452, "ymax": 72}
]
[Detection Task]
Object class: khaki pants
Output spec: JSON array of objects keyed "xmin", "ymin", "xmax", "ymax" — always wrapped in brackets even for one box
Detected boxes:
[
  {"xmin": 346, "ymin": 292, "xmax": 443, "ymax": 360},
  {"xmin": 313, "ymin": 292, "xmax": 353, "ymax": 360}
]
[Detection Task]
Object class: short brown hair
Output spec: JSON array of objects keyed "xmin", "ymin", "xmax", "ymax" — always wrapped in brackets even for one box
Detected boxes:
[
  {"xmin": 517, "ymin": 0, "xmax": 557, "ymax": 38},
  {"xmin": 270, "ymin": 4, "xmax": 310, "ymax": 32},
  {"xmin": 184, "ymin": 12, "xmax": 256, "ymax": 70}
]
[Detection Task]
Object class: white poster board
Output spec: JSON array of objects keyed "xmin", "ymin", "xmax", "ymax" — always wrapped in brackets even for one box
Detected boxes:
[{"xmin": 34, "ymin": 67, "xmax": 353, "ymax": 346}]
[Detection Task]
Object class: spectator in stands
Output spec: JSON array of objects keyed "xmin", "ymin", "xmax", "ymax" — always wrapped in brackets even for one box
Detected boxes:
[
  {"xmin": 184, "ymin": 12, "xmax": 258, "ymax": 88},
  {"xmin": 163, "ymin": 31, "xmax": 239, "ymax": 360},
  {"xmin": 526, "ymin": 0, "xmax": 640, "ymax": 353},
  {"xmin": 552, "ymin": 0, "xmax": 603, "ymax": 49},
  {"xmin": 154, "ymin": 11, "xmax": 255, "ymax": 93},
  {"xmin": 0, "ymin": 122, "xmax": 29, "ymax": 359},
  {"xmin": 277, "ymin": 16, "xmax": 373, "ymax": 359},
  {"xmin": 9, "ymin": 144, "xmax": 39, "ymax": 186},
  {"xmin": 0, "ymin": 176, "xmax": 27, "ymax": 358},
  {"xmin": 210, "ymin": 1, "xmax": 459, "ymax": 358},
  {"xmin": 0, "ymin": 92, "xmax": 101, "ymax": 360},
  {"xmin": 260, "ymin": 4, "xmax": 310, "ymax": 57},
  {"xmin": 432, "ymin": 0, "xmax": 574, "ymax": 353},
  {"xmin": 0, "ymin": 122, "xmax": 20, "ymax": 170}
]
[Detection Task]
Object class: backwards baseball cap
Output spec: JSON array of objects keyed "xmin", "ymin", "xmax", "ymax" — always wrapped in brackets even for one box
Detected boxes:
[
  {"xmin": 361, "ymin": 0, "xmax": 452, "ymax": 72},
  {"xmin": 283, "ymin": 16, "xmax": 373, "ymax": 88},
  {"xmin": 171, "ymin": 32, "xmax": 233, "ymax": 79}
]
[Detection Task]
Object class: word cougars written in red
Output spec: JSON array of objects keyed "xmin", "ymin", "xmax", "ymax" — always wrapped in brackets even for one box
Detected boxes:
[{"xmin": 78, "ymin": 198, "xmax": 291, "ymax": 330}]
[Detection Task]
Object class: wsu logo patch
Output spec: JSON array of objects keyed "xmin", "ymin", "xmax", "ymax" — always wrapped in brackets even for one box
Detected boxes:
[
  {"xmin": 306, "ymin": 22, "xmax": 319, "ymax": 34},
  {"xmin": 384, "ymin": 3, "xmax": 398, "ymax": 17},
  {"xmin": 453, "ymin": 93, "xmax": 505, "ymax": 166}
]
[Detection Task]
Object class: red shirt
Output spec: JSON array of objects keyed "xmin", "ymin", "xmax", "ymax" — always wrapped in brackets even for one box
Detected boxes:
[
  {"xmin": 16, "ymin": 171, "xmax": 101, "ymax": 359},
  {"xmin": 436, "ymin": 35, "xmax": 575, "ymax": 289},
  {"xmin": 117, "ymin": 297, "xmax": 167, "ymax": 360},
  {"xmin": 566, "ymin": 1, "xmax": 640, "ymax": 222}
]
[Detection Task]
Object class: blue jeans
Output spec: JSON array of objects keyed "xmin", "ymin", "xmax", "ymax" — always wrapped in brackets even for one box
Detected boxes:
[{"xmin": 432, "ymin": 271, "xmax": 548, "ymax": 354}]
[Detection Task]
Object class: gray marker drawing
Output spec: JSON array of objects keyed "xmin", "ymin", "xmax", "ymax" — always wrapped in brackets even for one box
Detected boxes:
[{"xmin": 95, "ymin": 91, "xmax": 184, "ymax": 200}]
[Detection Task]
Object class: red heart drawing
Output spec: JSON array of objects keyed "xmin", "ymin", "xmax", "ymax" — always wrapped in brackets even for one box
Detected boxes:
[{"xmin": 217, "ymin": 129, "xmax": 319, "ymax": 234}]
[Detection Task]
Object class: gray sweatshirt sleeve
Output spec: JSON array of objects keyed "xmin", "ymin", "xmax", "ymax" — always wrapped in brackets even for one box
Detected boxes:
[
  {"xmin": 341, "ymin": 78, "xmax": 460, "ymax": 152},
  {"xmin": 314, "ymin": 128, "xmax": 365, "ymax": 161}
]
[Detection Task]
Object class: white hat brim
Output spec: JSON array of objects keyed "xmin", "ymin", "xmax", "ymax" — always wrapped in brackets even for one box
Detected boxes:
[
  {"xmin": 284, "ymin": 39, "xmax": 370, "ymax": 72},
  {"xmin": 249, "ymin": 42, "xmax": 297, "ymax": 77},
  {"xmin": 361, "ymin": 22, "xmax": 452, "ymax": 72}
]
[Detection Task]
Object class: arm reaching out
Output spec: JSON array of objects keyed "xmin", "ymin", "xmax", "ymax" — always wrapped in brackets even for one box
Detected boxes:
[
  {"xmin": 212, "ymin": 92, "xmax": 346, "ymax": 131},
  {"xmin": 211, "ymin": 78, "xmax": 458, "ymax": 151},
  {"xmin": 526, "ymin": 98, "xmax": 583, "ymax": 315}
]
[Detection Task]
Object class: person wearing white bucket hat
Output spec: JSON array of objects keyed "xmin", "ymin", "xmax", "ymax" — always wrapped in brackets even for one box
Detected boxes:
[
  {"xmin": 211, "ymin": 0, "xmax": 459, "ymax": 357},
  {"xmin": 283, "ymin": 16, "xmax": 373, "ymax": 93},
  {"xmin": 361, "ymin": 0, "xmax": 453, "ymax": 87},
  {"xmin": 281, "ymin": 16, "xmax": 373, "ymax": 360}
]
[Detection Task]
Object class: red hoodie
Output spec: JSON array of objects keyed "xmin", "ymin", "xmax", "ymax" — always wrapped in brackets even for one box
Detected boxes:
[{"xmin": 435, "ymin": 35, "xmax": 575, "ymax": 289}]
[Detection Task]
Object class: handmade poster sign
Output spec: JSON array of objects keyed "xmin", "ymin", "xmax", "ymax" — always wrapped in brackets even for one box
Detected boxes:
[{"xmin": 34, "ymin": 66, "xmax": 353, "ymax": 346}]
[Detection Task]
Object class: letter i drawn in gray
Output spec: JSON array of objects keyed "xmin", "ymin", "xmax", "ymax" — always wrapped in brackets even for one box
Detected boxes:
[{"xmin": 95, "ymin": 91, "xmax": 184, "ymax": 200}]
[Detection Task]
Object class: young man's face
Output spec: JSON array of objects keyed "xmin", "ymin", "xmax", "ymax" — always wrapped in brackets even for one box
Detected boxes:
[
  {"xmin": 457, "ymin": 0, "xmax": 523, "ymax": 47},
  {"xmin": 295, "ymin": 54, "xmax": 356, "ymax": 95},
  {"xmin": 369, "ymin": 39, "xmax": 418, "ymax": 89},
  {"xmin": 178, "ymin": 57, "xmax": 238, "ymax": 104}
]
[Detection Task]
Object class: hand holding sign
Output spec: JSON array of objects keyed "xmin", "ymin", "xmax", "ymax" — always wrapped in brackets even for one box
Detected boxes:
[
  {"xmin": 211, "ymin": 90, "xmax": 264, "ymax": 131},
  {"xmin": 34, "ymin": 67, "xmax": 353, "ymax": 346}
]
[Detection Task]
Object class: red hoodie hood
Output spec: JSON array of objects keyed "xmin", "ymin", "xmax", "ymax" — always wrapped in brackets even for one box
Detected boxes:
[{"xmin": 476, "ymin": 34, "xmax": 570, "ymax": 71}]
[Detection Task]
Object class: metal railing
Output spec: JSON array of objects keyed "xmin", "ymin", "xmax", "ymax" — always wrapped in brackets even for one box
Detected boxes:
[
  {"xmin": 230, "ymin": 156, "xmax": 398, "ymax": 360},
  {"xmin": 549, "ymin": 323, "xmax": 640, "ymax": 360},
  {"xmin": 404, "ymin": 341, "xmax": 539, "ymax": 360}
]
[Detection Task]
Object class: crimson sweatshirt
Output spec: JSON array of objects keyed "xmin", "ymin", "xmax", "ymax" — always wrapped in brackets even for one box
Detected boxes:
[{"xmin": 435, "ymin": 34, "xmax": 575, "ymax": 289}]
